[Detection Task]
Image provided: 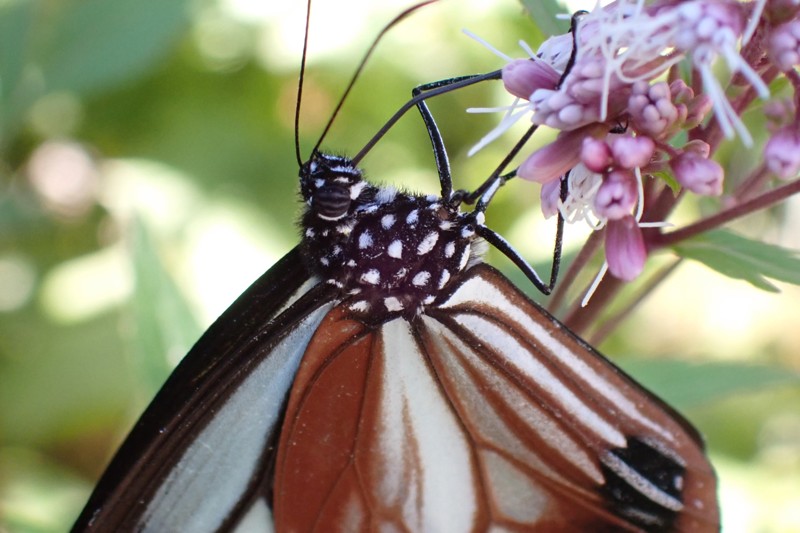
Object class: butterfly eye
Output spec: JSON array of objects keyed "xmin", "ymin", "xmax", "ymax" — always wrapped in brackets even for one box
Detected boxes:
[{"xmin": 313, "ymin": 184, "xmax": 352, "ymax": 220}]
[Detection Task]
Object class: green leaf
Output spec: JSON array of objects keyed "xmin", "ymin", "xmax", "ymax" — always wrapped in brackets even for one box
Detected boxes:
[
  {"xmin": 129, "ymin": 216, "xmax": 202, "ymax": 396},
  {"xmin": 651, "ymin": 170, "xmax": 680, "ymax": 194},
  {"xmin": 519, "ymin": 0, "xmax": 570, "ymax": 36},
  {"xmin": 618, "ymin": 359, "xmax": 800, "ymax": 411},
  {"xmin": 37, "ymin": 0, "xmax": 190, "ymax": 96},
  {"xmin": 673, "ymin": 229, "xmax": 800, "ymax": 292},
  {"xmin": 0, "ymin": 0, "xmax": 38, "ymax": 135}
]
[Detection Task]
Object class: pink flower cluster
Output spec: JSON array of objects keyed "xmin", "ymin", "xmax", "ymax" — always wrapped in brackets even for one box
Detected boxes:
[{"xmin": 474, "ymin": 0, "xmax": 800, "ymax": 283}]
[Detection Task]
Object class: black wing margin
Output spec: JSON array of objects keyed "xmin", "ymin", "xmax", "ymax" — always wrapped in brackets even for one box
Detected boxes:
[{"xmin": 72, "ymin": 246, "xmax": 336, "ymax": 531}]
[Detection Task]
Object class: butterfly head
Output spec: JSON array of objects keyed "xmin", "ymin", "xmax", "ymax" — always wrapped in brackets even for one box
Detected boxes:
[
  {"xmin": 300, "ymin": 152, "xmax": 372, "ymax": 222},
  {"xmin": 297, "ymin": 151, "xmax": 488, "ymax": 320}
]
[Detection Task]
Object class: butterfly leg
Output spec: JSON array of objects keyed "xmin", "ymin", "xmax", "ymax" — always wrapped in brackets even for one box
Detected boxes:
[
  {"xmin": 410, "ymin": 74, "xmax": 567, "ymax": 295},
  {"xmin": 410, "ymin": 74, "xmax": 494, "ymax": 200}
]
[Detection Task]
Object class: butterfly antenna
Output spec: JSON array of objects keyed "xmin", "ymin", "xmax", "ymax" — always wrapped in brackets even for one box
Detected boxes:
[
  {"xmin": 309, "ymin": 0, "xmax": 439, "ymax": 158},
  {"xmin": 295, "ymin": 0, "xmax": 314, "ymax": 167}
]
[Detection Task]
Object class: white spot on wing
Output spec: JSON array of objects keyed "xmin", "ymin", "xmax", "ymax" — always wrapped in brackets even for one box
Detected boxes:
[
  {"xmin": 359, "ymin": 231, "xmax": 373, "ymax": 249},
  {"xmin": 412, "ymin": 271, "xmax": 431, "ymax": 287},
  {"xmin": 406, "ymin": 209, "xmax": 419, "ymax": 225},
  {"xmin": 417, "ymin": 232, "xmax": 439, "ymax": 255},
  {"xmin": 382, "ymin": 214, "xmax": 396, "ymax": 229},
  {"xmin": 350, "ymin": 181, "xmax": 366, "ymax": 199},
  {"xmin": 438, "ymin": 269, "xmax": 450, "ymax": 289},
  {"xmin": 349, "ymin": 300, "xmax": 370, "ymax": 312},
  {"xmin": 376, "ymin": 186, "xmax": 398, "ymax": 204},
  {"xmin": 361, "ymin": 269, "xmax": 380, "ymax": 285},
  {"xmin": 459, "ymin": 245, "xmax": 471, "ymax": 270},
  {"xmin": 388, "ymin": 240, "xmax": 403, "ymax": 259},
  {"xmin": 384, "ymin": 297, "xmax": 404, "ymax": 312},
  {"xmin": 444, "ymin": 241, "xmax": 456, "ymax": 258},
  {"xmin": 481, "ymin": 450, "xmax": 548, "ymax": 522}
]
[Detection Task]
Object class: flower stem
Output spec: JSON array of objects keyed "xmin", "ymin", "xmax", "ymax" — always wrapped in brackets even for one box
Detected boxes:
[
  {"xmin": 548, "ymin": 229, "xmax": 603, "ymax": 315},
  {"xmin": 588, "ymin": 259, "xmax": 681, "ymax": 345},
  {"xmin": 651, "ymin": 178, "xmax": 800, "ymax": 247}
]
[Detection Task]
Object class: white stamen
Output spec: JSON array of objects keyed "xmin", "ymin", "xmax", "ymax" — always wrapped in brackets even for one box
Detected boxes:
[{"xmin": 462, "ymin": 28, "xmax": 513, "ymax": 62}]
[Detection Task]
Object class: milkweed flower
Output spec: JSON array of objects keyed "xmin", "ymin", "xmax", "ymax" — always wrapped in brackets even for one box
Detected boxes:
[
  {"xmin": 605, "ymin": 215, "xmax": 647, "ymax": 281},
  {"xmin": 670, "ymin": 151, "xmax": 725, "ymax": 196},
  {"xmin": 594, "ymin": 169, "xmax": 639, "ymax": 220},
  {"xmin": 469, "ymin": 0, "xmax": 779, "ymax": 281},
  {"xmin": 768, "ymin": 19, "xmax": 800, "ymax": 70},
  {"xmin": 765, "ymin": 125, "xmax": 800, "ymax": 179}
]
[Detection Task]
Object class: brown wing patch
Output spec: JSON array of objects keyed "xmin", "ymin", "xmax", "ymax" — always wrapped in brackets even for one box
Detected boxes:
[{"xmin": 272, "ymin": 265, "xmax": 719, "ymax": 532}]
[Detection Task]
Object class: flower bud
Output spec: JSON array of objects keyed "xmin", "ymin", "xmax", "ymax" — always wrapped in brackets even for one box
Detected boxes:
[
  {"xmin": 767, "ymin": 0, "xmax": 800, "ymax": 24},
  {"xmin": 540, "ymin": 178, "xmax": 562, "ymax": 218},
  {"xmin": 518, "ymin": 128, "xmax": 587, "ymax": 183},
  {"xmin": 610, "ymin": 135, "xmax": 655, "ymax": 169},
  {"xmin": 629, "ymin": 81, "xmax": 679, "ymax": 138},
  {"xmin": 683, "ymin": 140, "xmax": 711, "ymax": 158},
  {"xmin": 502, "ymin": 59, "xmax": 560, "ymax": 100},
  {"xmin": 594, "ymin": 170, "xmax": 638, "ymax": 220},
  {"xmin": 768, "ymin": 20, "xmax": 800, "ymax": 71},
  {"xmin": 580, "ymin": 137, "xmax": 613, "ymax": 173},
  {"xmin": 765, "ymin": 126, "xmax": 800, "ymax": 179},
  {"xmin": 605, "ymin": 215, "xmax": 646, "ymax": 281},
  {"xmin": 684, "ymin": 94, "xmax": 713, "ymax": 129},
  {"xmin": 670, "ymin": 151, "xmax": 724, "ymax": 195}
]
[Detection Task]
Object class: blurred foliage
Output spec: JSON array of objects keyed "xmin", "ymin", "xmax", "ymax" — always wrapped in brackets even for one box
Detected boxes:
[
  {"xmin": 0, "ymin": 0, "xmax": 798, "ymax": 532},
  {"xmin": 675, "ymin": 229, "xmax": 800, "ymax": 292}
]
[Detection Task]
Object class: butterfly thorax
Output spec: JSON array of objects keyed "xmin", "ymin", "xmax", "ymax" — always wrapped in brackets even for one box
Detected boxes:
[{"xmin": 299, "ymin": 152, "xmax": 483, "ymax": 320}]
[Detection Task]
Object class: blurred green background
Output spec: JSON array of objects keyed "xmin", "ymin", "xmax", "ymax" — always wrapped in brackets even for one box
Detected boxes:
[{"xmin": 1, "ymin": 0, "xmax": 798, "ymax": 531}]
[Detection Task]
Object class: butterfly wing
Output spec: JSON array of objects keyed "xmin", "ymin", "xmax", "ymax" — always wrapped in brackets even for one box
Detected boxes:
[
  {"xmin": 272, "ymin": 263, "xmax": 718, "ymax": 532},
  {"xmin": 72, "ymin": 247, "xmax": 337, "ymax": 532}
]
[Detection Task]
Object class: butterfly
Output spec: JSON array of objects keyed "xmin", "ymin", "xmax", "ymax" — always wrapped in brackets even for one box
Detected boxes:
[{"xmin": 71, "ymin": 3, "xmax": 719, "ymax": 532}]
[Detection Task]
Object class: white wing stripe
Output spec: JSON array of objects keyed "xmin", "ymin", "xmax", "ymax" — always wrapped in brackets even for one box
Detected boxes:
[
  {"xmin": 441, "ymin": 275, "xmax": 675, "ymax": 442},
  {"xmin": 141, "ymin": 304, "xmax": 333, "ymax": 533},
  {"xmin": 377, "ymin": 319, "xmax": 477, "ymax": 533},
  {"xmin": 453, "ymin": 313, "xmax": 627, "ymax": 448},
  {"xmin": 424, "ymin": 318, "xmax": 604, "ymax": 484},
  {"xmin": 232, "ymin": 498, "xmax": 274, "ymax": 533},
  {"xmin": 602, "ymin": 453, "xmax": 684, "ymax": 512}
]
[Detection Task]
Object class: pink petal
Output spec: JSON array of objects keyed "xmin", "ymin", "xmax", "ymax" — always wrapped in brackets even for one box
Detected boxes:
[
  {"xmin": 605, "ymin": 216, "xmax": 646, "ymax": 281},
  {"xmin": 518, "ymin": 125, "xmax": 602, "ymax": 183}
]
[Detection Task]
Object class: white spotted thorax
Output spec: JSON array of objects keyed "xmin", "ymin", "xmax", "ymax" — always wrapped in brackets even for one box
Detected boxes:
[{"xmin": 299, "ymin": 152, "xmax": 485, "ymax": 320}]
